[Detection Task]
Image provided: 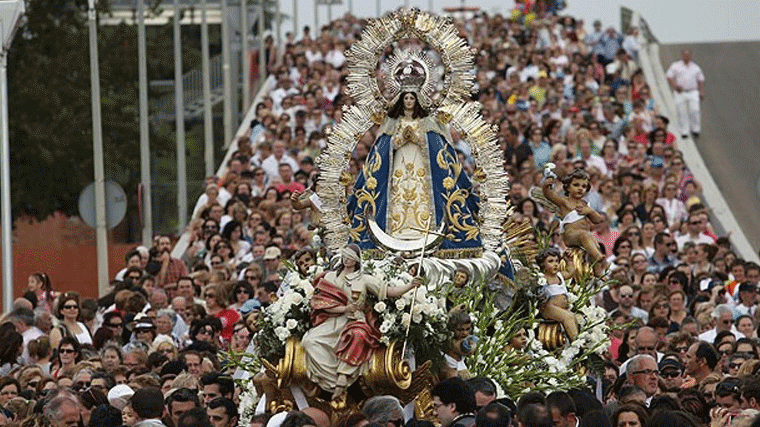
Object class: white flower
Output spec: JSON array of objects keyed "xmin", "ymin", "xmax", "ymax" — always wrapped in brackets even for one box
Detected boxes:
[
  {"xmin": 412, "ymin": 313, "xmax": 423, "ymax": 324},
  {"xmin": 311, "ymin": 234, "xmax": 321, "ymax": 245},
  {"xmin": 412, "ymin": 304, "xmax": 423, "ymax": 316},
  {"xmin": 379, "ymin": 321, "xmax": 392, "ymax": 333},
  {"xmin": 286, "ymin": 319, "xmax": 298, "ymax": 330},
  {"xmin": 401, "ymin": 313, "xmax": 411, "ymax": 327},
  {"xmin": 275, "ymin": 326, "xmax": 290, "ymax": 341},
  {"xmin": 286, "ymin": 292, "xmax": 303, "ymax": 306},
  {"xmin": 395, "ymin": 299, "xmax": 406, "ymax": 310},
  {"xmin": 374, "ymin": 301, "xmax": 387, "ymax": 312}
]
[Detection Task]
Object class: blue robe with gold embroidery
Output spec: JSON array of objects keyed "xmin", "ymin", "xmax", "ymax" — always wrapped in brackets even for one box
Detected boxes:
[{"xmin": 346, "ymin": 122, "xmax": 482, "ymax": 255}]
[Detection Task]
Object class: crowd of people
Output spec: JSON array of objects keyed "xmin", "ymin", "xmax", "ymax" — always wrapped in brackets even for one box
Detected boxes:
[{"xmin": 0, "ymin": 5, "xmax": 754, "ymax": 427}]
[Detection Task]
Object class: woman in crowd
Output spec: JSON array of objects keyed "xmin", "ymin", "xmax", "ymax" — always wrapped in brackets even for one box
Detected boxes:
[
  {"xmin": 230, "ymin": 281, "xmax": 255, "ymax": 312},
  {"xmin": 202, "ymin": 283, "xmax": 240, "ymax": 343},
  {"xmin": 251, "ymin": 167, "xmax": 268, "ymax": 197},
  {"xmin": 691, "ymin": 243, "xmax": 715, "ymax": 277},
  {"xmin": 0, "ymin": 377, "xmax": 19, "ymax": 409},
  {"xmin": 630, "ymin": 253, "xmax": 649, "ymax": 286},
  {"xmin": 608, "ymin": 237, "xmax": 633, "ymax": 267},
  {"xmin": 648, "ymin": 295, "xmax": 671, "ymax": 324},
  {"xmin": 100, "ymin": 342, "xmax": 123, "ymax": 373},
  {"xmin": 52, "ymin": 337, "xmax": 80, "ymax": 379},
  {"xmin": 613, "ymin": 403, "xmax": 649, "ymax": 427},
  {"xmin": 50, "ymin": 292, "xmax": 92, "ymax": 349},
  {"xmin": 27, "ymin": 336, "xmax": 51, "ymax": 376},
  {"xmin": 635, "ymin": 184, "xmax": 659, "ymax": 223},
  {"xmin": 668, "ymin": 290, "xmax": 688, "ymax": 333},
  {"xmin": 656, "ymin": 183, "xmax": 688, "ymax": 232},
  {"xmin": 517, "ymin": 198, "xmax": 546, "ymax": 232},
  {"xmin": 221, "ymin": 220, "xmax": 251, "ymax": 263},
  {"xmin": 201, "ymin": 233, "xmax": 223, "ymax": 268},
  {"xmin": 211, "ymin": 239, "xmax": 236, "ymax": 270}
]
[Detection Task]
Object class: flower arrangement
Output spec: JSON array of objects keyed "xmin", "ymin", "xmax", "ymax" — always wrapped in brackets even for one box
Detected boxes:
[
  {"xmin": 256, "ymin": 251, "xmax": 450, "ymax": 367},
  {"xmin": 362, "ymin": 256, "xmax": 451, "ymax": 368},
  {"xmin": 458, "ymin": 263, "xmax": 610, "ymax": 398}
]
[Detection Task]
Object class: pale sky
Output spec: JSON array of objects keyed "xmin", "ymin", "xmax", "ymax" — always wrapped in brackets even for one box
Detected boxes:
[{"xmin": 282, "ymin": 0, "xmax": 760, "ymax": 44}]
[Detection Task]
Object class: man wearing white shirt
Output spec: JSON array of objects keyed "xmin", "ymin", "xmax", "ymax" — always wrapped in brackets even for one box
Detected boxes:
[
  {"xmin": 261, "ymin": 140, "xmax": 299, "ymax": 181},
  {"xmin": 666, "ymin": 49, "xmax": 705, "ymax": 138},
  {"xmin": 675, "ymin": 213, "xmax": 715, "ymax": 250},
  {"xmin": 732, "ymin": 283, "xmax": 757, "ymax": 318},
  {"xmin": 699, "ymin": 304, "xmax": 744, "ymax": 343}
]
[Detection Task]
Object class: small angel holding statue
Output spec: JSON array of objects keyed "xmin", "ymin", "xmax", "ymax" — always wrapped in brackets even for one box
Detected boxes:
[
  {"xmin": 301, "ymin": 244, "xmax": 421, "ymax": 401},
  {"xmin": 536, "ymin": 247, "xmax": 578, "ymax": 341},
  {"xmin": 539, "ymin": 165, "xmax": 606, "ymax": 276}
]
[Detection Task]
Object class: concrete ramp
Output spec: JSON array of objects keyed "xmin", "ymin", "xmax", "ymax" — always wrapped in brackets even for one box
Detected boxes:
[{"xmin": 660, "ymin": 42, "xmax": 760, "ymax": 252}]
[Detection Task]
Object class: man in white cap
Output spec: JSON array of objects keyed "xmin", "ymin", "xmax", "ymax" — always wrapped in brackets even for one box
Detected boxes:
[{"xmin": 262, "ymin": 245, "xmax": 283, "ymax": 277}]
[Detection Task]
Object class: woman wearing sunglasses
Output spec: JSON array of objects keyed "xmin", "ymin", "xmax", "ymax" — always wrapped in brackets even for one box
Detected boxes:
[
  {"xmin": 50, "ymin": 292, "xmax": 92, "ymax": 350},
  {"xmin": 52, "ymin": 336, "xmax": 80, "ymax": 380}
]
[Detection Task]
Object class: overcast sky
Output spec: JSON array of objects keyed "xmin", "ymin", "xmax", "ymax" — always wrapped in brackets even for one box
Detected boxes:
[{"xmin": 284, "ymin": 0, "xmax": 760, "ymax": 44}]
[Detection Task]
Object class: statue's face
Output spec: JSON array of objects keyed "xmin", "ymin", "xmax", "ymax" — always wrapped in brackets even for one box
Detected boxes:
[
  {"xmin": 343, "ymin": 256, "xmax": 357, "ymax": 269},
  {"xmin": 403, "ymin": 93, "xmax": 416, "ymax": 110},
  {"xmin": 296, "ymin": 252, "xmax": 315, "ymax": 274},
  {"xmin": 453, "ymin": 271, "xmax": 468, "ymax": 288}
]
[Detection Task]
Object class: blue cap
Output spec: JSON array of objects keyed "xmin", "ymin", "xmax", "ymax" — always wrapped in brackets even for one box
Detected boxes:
[
  {"xmin": 239, "ymin": 299, "xmax": 262, "ymax": 315},
  {"xmin": 651, "ymin": 156, "xmax": 664, "ymax": 168}
]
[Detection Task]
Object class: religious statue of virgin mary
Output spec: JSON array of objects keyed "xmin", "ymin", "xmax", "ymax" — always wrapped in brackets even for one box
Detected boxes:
[
  {"xmin": 346, "ymin": 53, "xmax": 482, "ymax": 256},
  {"xmin": 317, "ymin": 9, "xmax": 513, "ymax": 275}
]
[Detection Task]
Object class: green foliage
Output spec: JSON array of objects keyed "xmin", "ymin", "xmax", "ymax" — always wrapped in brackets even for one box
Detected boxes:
[
  {"xmin": 6, "ymin": 1, "xmax": 217, "ymax": 233},
  {"xmin": 455, "ymin": 269, "xmax": 611, "ymax": 399}
]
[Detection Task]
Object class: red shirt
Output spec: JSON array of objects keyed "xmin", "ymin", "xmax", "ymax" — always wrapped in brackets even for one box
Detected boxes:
[{"xmin": 214, "ymin": 308, "xmax": 241, "ymax": 342}]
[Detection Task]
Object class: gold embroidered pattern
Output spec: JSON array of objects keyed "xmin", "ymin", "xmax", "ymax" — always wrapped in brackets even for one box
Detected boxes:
[{"xmin": 388, "ymin": 130, "xmax": 433, "ymax": 237}]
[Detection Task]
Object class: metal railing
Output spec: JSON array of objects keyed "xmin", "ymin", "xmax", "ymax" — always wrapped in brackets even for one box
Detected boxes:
[
  {"xmin": 152, "ymin": 54, "xmax": 225, "ymax": 125},
  {"xmin": 108, "ymin": 0, "xmax": 245, "ymax": 8}
]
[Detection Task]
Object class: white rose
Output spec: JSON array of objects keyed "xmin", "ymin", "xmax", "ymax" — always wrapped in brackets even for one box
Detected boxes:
[
  {"xmin": 275, "ymin": 326, "xmax": 290, "ymax": 341},
  {"xmin": 374, "ymin": 301, "xmax": 387, "ymax": 312},
  {"xmin": 412, "ymin": 304, "xmax": 423, "ymax": 316},
  {"xmin": 379, "ymin": 321, "xmax": 392, "ymax": 333},
  {"xmin": 285, "ymin": 292, "xmax": 303, "ymax": 305},
  {"xmin": 401, "ymin": 313, "xmax": 411, "ymax": 327},
  {"xmin": 412, "ymin": 313, "xmax": 423, "ymax": 324},
  {"xmin": 395, "ymin": 299, "xmax": 406, "ymax": 310},
  {"xmin": 286, "ymin": 319, "xmax": 298, "ymax": 330}
]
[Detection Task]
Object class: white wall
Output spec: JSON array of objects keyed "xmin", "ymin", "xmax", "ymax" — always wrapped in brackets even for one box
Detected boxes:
[{"xmin": 276, "ymin": 0, "xmax": 760, "ymax": 44}]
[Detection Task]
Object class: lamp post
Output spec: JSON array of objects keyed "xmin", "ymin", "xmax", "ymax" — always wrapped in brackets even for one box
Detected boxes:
[
  {"xmin": 0, "ymin": 0, "xmax": 24, "ymax": 311},
  {"xmin": 173, "ymin": 0, "xmax": 187, "ymax": 231},
  {"xmin": 137, "ymin": 0, "xmax": 152, "ymax": 246},
  {"xmin": 87, "ymin": 0, "xmax": 110, "ymax": 297},
  {"xmin": 201, "ymin": 0, "xmax": 213, "ymax": 176}
]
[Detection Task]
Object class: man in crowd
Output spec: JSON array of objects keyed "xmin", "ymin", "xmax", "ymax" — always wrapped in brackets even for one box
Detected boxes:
[
  {"xmin": 626, "ymin": 355, "xmax": 659, "ymax": 405},
  {"xmin": 155, "ymin": 235, "xmax": 188, "ymax": 289},
  {"xmin": 361, "ymin": 395, "xmax": 405, "ymax": 427},
  {"xmin": 127, "ymin": 388, "xmax": 167, "ymax": 427},
  {"xmin": 431, "ymin": 377, "xmax": 477, "ymax": 427},
  {"xmin": 206, "ymin": 398, "xmax": 238, "ymax": 427},
  {"xmin": 684, "ymin": 341, "xmax": 719, "ymax": 386},
  {"xmin": 659, "ymin": 358, "xmax": 685, "ymax": 392},
  {"xmin": 699, "ymin": 304, "xmax": 742, "ymax": 342},
  {"xmin": 610, "ymin": 284, "xmax": 648, "ymax": 322},
  {"xmin": 666, "ymin": 49, "xmax": 705, "ymax": 138},
  {"xmin": 200, "ymin": 373, "xmax": 234, "ymax": 407},
  {"xmin": 648, "ymin": 233, "xmax": 676, "ymax": 273},
  {"xmin": 166, "ymin": 388, "xmax": 200, "ymax": 427},
  {"xmin": 546, "ymin": 391, "xmax": 578, "ymax": 427}
]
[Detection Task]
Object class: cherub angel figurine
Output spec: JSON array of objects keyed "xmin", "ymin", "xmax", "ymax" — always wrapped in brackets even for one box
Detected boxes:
[
  {"xmin": 536, "ymin": 247, "xmax": 578, "ymax": 340},
  {"xmin": 535, "ymin": 165, "xmax": 606, "ymax": 276}
]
